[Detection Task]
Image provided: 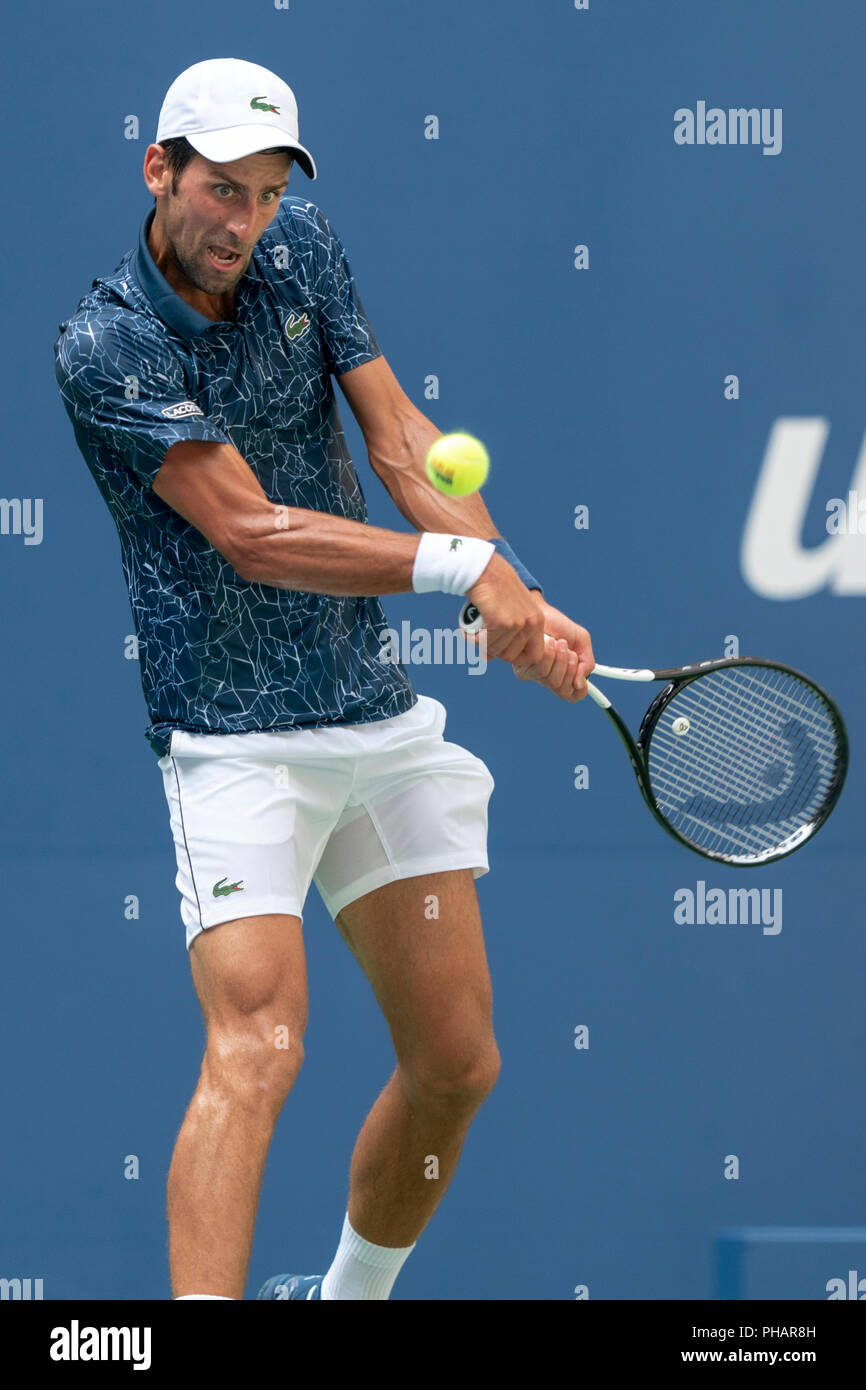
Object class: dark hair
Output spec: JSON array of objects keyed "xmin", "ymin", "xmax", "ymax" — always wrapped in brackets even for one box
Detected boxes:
[
  {"xmin": 155, "ymin": 136, "xmax": 294, "ymax": 199},
  {"xmin": 158, "ymin": 136, "xmax": 199, "ymax": 194}
]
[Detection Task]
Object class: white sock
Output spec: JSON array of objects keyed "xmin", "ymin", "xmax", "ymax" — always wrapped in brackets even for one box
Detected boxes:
[
  {"xmin": 174, "ymin": 1294, "xmax": 235, "ymax": 1300},
  {"xmin": 320, "ymin": 1212, "xmax": 416, "ymax": 1301}
]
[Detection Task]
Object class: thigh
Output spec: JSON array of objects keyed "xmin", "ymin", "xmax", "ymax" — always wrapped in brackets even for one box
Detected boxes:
[
  {"xmin": 335, "ymin": 869, "xmax": 496, "ymax": 1070},
  {"xmin": 190, "ymin": 913, "xmax": 309, "ymax": 1044}
]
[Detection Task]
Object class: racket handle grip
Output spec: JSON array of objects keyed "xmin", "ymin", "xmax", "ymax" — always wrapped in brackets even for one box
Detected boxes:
[
  {"xmin": 458, "ymin": 600, "xmax": 485, "ymax": 633},
  {"xmin": 458, "ymin": 601, "xmax": 609, "ymax": 706}
]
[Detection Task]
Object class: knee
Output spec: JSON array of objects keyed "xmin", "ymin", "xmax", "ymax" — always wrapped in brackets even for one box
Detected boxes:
[
  {"xmin": 203, "ymin": 1018, "xmax": 305, "ymax": 1115},
  {"xmin": 402, "ymin": 1038, "xmax": 501, "ymax": 1115}
]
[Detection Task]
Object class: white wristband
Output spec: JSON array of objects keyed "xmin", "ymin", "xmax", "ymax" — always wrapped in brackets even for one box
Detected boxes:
[{"xmin": 412, "ymin": 532, "xmax": 496, "ymax": 595}]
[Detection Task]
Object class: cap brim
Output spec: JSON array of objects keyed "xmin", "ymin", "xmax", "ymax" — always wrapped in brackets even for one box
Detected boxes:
[{"xmin": 186, "ymin": 126, "xmax": 317, "ymax": 179}]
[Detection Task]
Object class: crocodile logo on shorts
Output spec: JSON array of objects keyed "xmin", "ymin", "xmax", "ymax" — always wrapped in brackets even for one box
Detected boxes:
[
  {"xmin": 284, "ymin": 311, "xmax": 311, "ymax": 342},
  {"xmin": 213, "ymin": 877, "xmax": 245, "ymax": 898},
  {"xmin": 250, "ymin": 95, "xmax": 280, "ymax": 114},
  {"xmin": 449, "ymin": 538, "xmax": 462, "ymax": 551}
]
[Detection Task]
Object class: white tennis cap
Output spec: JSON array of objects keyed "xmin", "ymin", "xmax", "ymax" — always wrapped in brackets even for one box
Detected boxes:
[{"xmin": 156, "ymin": 58, "xmax": 317, "ymax": 179}]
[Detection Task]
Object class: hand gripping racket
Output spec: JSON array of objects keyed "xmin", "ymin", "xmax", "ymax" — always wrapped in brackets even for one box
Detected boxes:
[{"xmin": 458, "ymin": 600, "xmax": 848, "ymax": 866}]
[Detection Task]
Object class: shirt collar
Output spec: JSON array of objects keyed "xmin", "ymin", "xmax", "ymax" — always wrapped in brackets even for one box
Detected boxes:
[{"xmin": 132, "ymin": 207, "xmax": 259, "ymax": 340}]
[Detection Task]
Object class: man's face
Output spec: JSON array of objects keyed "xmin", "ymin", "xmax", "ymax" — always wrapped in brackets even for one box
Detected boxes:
[{"xmin": 152, "ymin": 148, "xmax": 292, "ymax": 296}]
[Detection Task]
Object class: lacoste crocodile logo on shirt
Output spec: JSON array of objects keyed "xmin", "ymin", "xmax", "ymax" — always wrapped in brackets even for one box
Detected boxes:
[
  {"xmin": 213, "ymin": 877, "xmax": 245, "ymax": 898},
  {"xmin": 284, "ymin": 312, "xmax": 311, "ymax": 342}
]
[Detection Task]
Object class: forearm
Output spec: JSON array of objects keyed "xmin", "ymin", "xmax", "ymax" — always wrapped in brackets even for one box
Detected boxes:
[
  {"xmin": 232, "ymin": 499, "xmax": 506, "ymax": 597},
  {"xmin": 366, "ymin": 404, "xmax": 502, "ymax": 539},
  {"xmin": 233, "ymin": 502, "xmax": 415, "ymax": 593}
]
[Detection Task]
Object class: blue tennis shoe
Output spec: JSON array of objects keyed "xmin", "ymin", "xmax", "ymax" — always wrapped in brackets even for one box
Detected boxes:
[{"xmin": 257, "ymin": 1273, "xmax": 322, "ymax": 1300}]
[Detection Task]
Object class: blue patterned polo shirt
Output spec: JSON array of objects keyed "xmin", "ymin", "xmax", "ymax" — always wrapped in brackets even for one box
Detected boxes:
[{"xmin": 54, "ymin": 197, "xmax": 416, "ymax": 756}]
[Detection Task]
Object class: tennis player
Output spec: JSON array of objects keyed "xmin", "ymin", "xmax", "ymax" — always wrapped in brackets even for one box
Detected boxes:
[{"xmin": 54, "ymin": 58, "xmax": 594, "ymax": 1301}]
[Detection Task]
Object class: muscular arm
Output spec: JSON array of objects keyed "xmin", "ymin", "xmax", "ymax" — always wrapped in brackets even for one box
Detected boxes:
[
  {"xmin": 149, "ymin": 356, "xmax": 548, "ymax": 664},
  {"xmin": 151, "ymin": 436, "xmax": 448, "ymax": 595},
  {"xmin": 151, "ymin": 357, "xmax": 504, "ymax": 595}
]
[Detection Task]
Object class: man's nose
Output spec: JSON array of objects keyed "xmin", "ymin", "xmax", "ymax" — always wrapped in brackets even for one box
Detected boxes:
[{"xmin": 224, "ymin": 204, "xmax": 254, "ymax": 241}]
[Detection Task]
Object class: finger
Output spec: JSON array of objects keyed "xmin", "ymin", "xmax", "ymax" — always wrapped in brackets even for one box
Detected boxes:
[
  {"xmin": 514, "ymin": 634, "xmax": 559, "ymax": 682},
  {"xmin": 470, "ymin": 628, "xmax": 513, "ymax": 663},
  {"xmin": 572, "ymin": 642, "xmax": 595, "ymax": 692},
  {"xmin": 529, "ymin": 639, "xmax": 571, "ymax": 695},
  {"xmin": 566, "ymin": 647, "xmax": 595, "ymax": 700},
  {"xmin": 482, "ymin": 628, "xmax": 525, "ymax": 662},
  {"xmin": 549, "ymin": 643, "xmax": 578, "ymax": 695},
  {"xmin": 542, "ymin": 645, "xmax": 590, "ymax": 702},
  {"xmin": 500, "ymin": 618, "xmax": 547, "ymax": 668},
  {"xmin": 565, "ymin": 669, "xmax": 589, "ymax": 702},
  {"xmin": 517, "ymin": 635, "xmax": 566, "ymax": 682}
]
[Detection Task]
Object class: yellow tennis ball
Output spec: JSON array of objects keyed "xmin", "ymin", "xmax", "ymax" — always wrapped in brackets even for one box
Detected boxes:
[{"xmin": 425, "ymin": 432, "xmax": 490, "ymax": 497}]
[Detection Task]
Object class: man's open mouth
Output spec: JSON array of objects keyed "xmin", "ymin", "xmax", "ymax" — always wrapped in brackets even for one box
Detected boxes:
[{"xmin": 206, "ymin": 245, "xmax": 241, "ymax": 269}]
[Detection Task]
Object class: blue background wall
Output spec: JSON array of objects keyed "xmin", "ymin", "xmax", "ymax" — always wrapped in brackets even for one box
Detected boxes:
[{"xmin": 1, "ymin": 0, "xmax": 863, "ymax": 1299}]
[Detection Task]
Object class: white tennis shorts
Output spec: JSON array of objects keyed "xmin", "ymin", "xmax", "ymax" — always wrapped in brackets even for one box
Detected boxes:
[{"xmin": 157, "ymin": 695, "xmax": 495, "ymax": 950}]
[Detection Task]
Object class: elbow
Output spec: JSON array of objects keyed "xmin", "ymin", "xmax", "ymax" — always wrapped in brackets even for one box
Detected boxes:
[
  {"xmin": 212, "ymin": 523, "xmax": 256, "ymax": 582},
  {"xmin": 225, "ymin": 547, "xmax": 257, "ymax": 583},
  {"xmin": 221, "ymin": 504, "xmax": 300, "ymax": 584},
  {"xmin": 223, "ymin": 531, "xmax": 264, "ymax": 584}
]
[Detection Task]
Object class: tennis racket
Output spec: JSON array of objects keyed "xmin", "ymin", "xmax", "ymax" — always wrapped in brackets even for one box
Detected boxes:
[{"xmin": 458, "ymin": 599, "xmax": 848, "ymax": 866}]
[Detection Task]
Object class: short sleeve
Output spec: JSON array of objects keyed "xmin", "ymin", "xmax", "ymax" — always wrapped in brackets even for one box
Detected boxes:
[
  {"xmin": 310, "ymin": 208, "xmax": 382, "ymax": 376},
  {"xmin": 54, "ymin": 312, "xmax": 230, "ymax": 489}
]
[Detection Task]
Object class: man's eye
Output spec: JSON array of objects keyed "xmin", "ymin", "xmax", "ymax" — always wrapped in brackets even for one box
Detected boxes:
[
  {"xmin": 261, "ymin": 191, "xmax": 277, "ymax": 203},
  {"xmin": 214, "ymin": 186, "xmax": 233, "ymax": 198}
]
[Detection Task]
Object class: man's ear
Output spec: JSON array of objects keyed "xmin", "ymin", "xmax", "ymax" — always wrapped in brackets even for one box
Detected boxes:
[{"xmin": 143, "ymin": 143, "xmax": 172, "ymax": 199}]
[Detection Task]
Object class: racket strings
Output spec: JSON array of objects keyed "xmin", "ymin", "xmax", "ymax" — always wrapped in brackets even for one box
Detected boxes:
[
  {"xmin": 645, "ymin": 666, "xmax": 841, "ymax": 861},
  {"xmin": 651, "ymin": 685, "xmax": 812, "ymax": 809},
  {"xmin": 654, "ymin": 683, "xmax": 836, "ymax": 850},
  {"xmin": 655, "ymin": 670, "xmax": 836, "ymax": 796}
]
